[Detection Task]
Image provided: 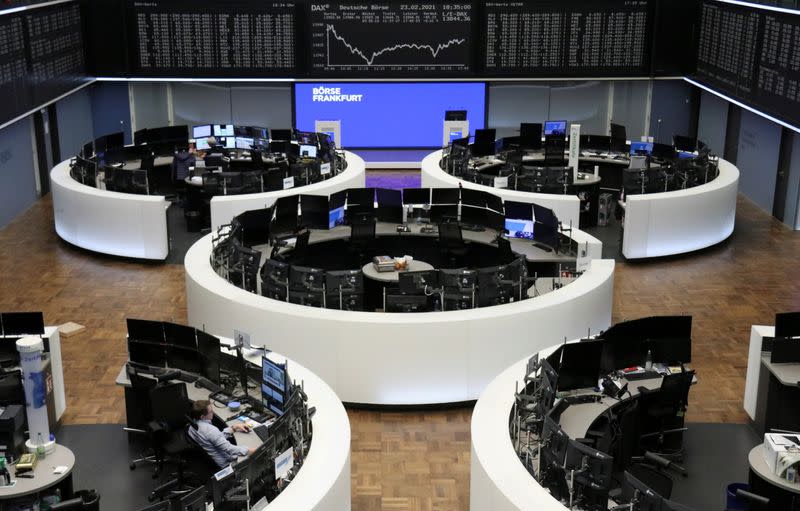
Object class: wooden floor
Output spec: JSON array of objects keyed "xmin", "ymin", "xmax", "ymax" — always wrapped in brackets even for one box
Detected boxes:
[{"xmin": 1, "ymin": 191, "xmax": 799, "ymax": 510}]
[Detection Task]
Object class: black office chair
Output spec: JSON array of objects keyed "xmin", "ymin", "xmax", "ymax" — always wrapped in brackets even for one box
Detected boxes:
[
  {"xmin": 131, "ymin": 170, "xmax": 150, "ymax": 195},
  {"xmin": 126, "ymin": 368, "xmax": 160, "ymax": 472},
  {"xmin": 626, "ymin": 464, "xmax": 673, "ymax": 499},
  {"xmin": 638, "ymin": 370, "xmax": 694, "ymax": 460},
  {"xmin": 349, "ymin": 216, "xmax": 376, "ymax": 265},
  {"xmin": 219, "ymin": 172, "xmax": 244, "ymax": 195},
  {"xmin": 205, "ymin": 153, "xmax": 230, "ymax": 172},
  {"xmin": 437, "ymin": 222, "xmax": 468, "ymax": 268},
  {"xmin": 544, "ymin": 136, "xmax": 566, "ymax": 165},
  {"xmin": 50, "ymin": 489, "xmax": 100, "ymax": 511}
]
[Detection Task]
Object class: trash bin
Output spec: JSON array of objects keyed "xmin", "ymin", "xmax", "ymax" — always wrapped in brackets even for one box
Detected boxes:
[
  {"xmin": 726, "ymin": 482, "xmax": 750, "ymax": 510},
  {"xmin": 185, "ymin": 210, "xmax": 202, "ymax": 232},
  {"xmin": 597, "ymin": 192, "xmax": 613, "ymax": 226}
]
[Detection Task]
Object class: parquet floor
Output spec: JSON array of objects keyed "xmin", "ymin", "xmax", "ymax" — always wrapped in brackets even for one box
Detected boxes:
[{"xmin": 0, "ymin": 191, "xmax": 799, "ymax": 510}]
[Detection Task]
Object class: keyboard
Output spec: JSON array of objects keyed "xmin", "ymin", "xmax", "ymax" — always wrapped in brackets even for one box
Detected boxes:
[
  {"xmin": 253, "ymin": 424, "xmax": 270, "ymax": 443},
  {"xmin": 624, "ymin": 370, "xmax": 660, "ymax": 381},
  {"xmin": 564, "ymin": 394, "xmax": 602, "ymax": 405}
]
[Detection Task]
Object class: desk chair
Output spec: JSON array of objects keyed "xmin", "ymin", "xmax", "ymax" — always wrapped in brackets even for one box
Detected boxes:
[
  {"xmin": 638, "ymin": 370, "xmax": 694, "ymax": 460},
  {"xmin": 544, "ymin": 136, "xmax": 566, "ymax": 165},
  {"xmin": 219, "ymin": 172, "xmax": 244, "ymax": 195},
  {"xmin": 205, "ymin": 153, "xmax": 229, "ymax": 172},
  {"xmin": 131, "ymin": 170, "xmax": 150, "ymax": 195},
  {"xmin": 438, "ymin": 222, "xmax": 468, "ymax": 268},
  {"xmin": 349, "ymin": 216, "xmax": 376, "ymax": 265},
  {"xmin": 126, "ymin": 369, "xmax": 160, "ymax": 472},
  {"xmin": 49, "ymin": 489, "xmax": 100, "ymax": 511}
]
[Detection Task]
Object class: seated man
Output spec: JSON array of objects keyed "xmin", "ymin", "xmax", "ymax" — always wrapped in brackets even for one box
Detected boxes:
[{"xmin": 188, "ymin": 399, "xmax": 256, "ymax": 468}]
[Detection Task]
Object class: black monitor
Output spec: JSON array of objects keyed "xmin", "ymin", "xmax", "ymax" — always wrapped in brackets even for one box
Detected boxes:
[
  {"xmin": 486, "ymin": 193, "xmax": 503, "ymax": 214},
  {"xmin": 403, "ymin": 188, "xmax": 431, "ymax": 205},
  {"xmin": 133, "ymin": 129, "xmax": 148, "ymax": 146},
  {"xmin": 128, "ymin": 340, "xmax": 166, "ymax": 367},
  {"xmin": 300, "ymin": 194, "xmax": 329, "ymax": 230},
  {"xmin": 150, "ymin": 382, "xmax": 190, "ymax": 426},
  {"xmin": 440, "ymin": 268, "xmax": 476, "ymax": 289},
  {"xmin": 519, "ymin": 123, "xmax": 542, "ymax": 149},
  {"xmin": 541, "ymin": 415, "xmax": 569, "ymax": 466},
  {"xmin": 564, "ymin": 439, "xmax": 614, "ymax": 490},
  {"xmin": 460, "ymin": 205, "xmax": 487, "ymax": 227},
  {"xmin": 610, "ymin": 123, "xmax": 627, "ymax": 141},
  {"xmin": 776, "ymin": 312, "xmax": 800, "ymax": 339},
  {"xmin": 558, "ymin": 341, "xmax": 603, "ymax": 392},
  {"xmin": 581, "ymin": 135, "xmax": 611, "ymax": 152},
  {"xmin": 622, "ymin": 471, "xmax": 666, "ymax": 511},
  {"xmin": 429, "ymin": 205, "xmax": 458, "ymax": 224},
  {"xmin": 771, "ymin": 338, "xmax": 800, "ymax": 364},
  {"xmin": 445, "ymin": 110, "xmax": 467, "ymax": 121},
  {"xmin": 82, "ymin": 141, "xmax": 94, "ymax": 158},
  {"xmin": 460, "ymin": 188, "xmax": 490, "ymax": 208},
  {"xmin": 385, "ymin": 294, "xmax": 430, "ymax": 313},
  {"xmin": 0, "ymin": 370, "xmax": 24, "ymax": 406},
  {"xmin": 166, "ymin": 346, "xmax": 205, "ymax": 375},
  {"xmin": 451, "ymin": 136, "xmax": 470, "ymax": 148},
  {"xmin": 644, "ymin": 337, "xmax": 692, "ymax": 365},
  {"xmin": 1, "ymin": 312, "xmax": 44, "ymax": 336},
  {"xmin": 325, "ymin": 270, "xmax": 363, "ymax": 293},
  {"xmin": 600, "ymin": 336, "xmax": 647, "ymax": 374},
  {"xmin": 347, "ymin": 187, "xmax": 374, "ymax": 207},
  {"xmin": 474, "ymin": 128, "xmax": 496, "ymax": 145},
  {"xmin": 376, "ymin": 188, "xmax": 403, "ymax": 223},
  {"xmin": 105, "ymin": 131, "xmax": 125, "ymax": 150},
  {"xmin": 328, "ymin": 190, "xmax": 347, "ymax": 229},
  {"xmin": 262, "ymin": 355, "xmax": 288, "ymax": 416},
  {"xmin": 164, "ymin": 322, "xmax": 197, "ymax": 350},
  {"xmin": 652, "ymin": 143, "xmax": 677, "ymax": 160},
  {"xmin": 673, "ymin": 135, "xmax": 697, "ymax": 153},
  {"xmin": 127, "ymin": 318, "xmax": 165, "ymax": 343},
  {"xmin": 599, "ymin": 316, "xmax": 692, "ymax": 342},
  {"xmin": 196, "ymin": 330, "xmax": 221, "ymax": 384},
  {"xmin": 176, "ymin": 485, "xmax": 207, "ymax": 511},
  {"xmin": 289, "ymin": 266, "xmax": 326, "ymax": 292},
  {"xmin": 134, "ymin": 502, "xmax": 171, "ymax": 511},
  {"xmin": 272, "ymin": 195, "xmax": 299, "ymax": 235},
  {"xmin": 398, "ymin": 270, "xmax": 440, "ymax": 295},
  {"xmin": 237, "ymin": 208, "xmax": 272, "ymax": 246}
]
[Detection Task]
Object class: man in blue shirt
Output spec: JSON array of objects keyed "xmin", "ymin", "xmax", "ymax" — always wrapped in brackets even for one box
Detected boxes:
[{"xmin": 188, "ymin": 400, "xmax": 256, "ymax": 468}]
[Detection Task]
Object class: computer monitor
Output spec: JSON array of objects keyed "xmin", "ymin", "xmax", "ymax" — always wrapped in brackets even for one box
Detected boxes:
[
  {"xmin": 289, "ymin": 266, "xmax": 326, "ymax": 292},
  {"xmin": 505, "ymin": 218, "xmax": 534, "ymax": 240},
  {"xmin": 194, "ymin": 138, "xmax": 210, "ymax": 151},
  {"xmin": 299, "ymin": 194, "xmax": 328, "ymax": 230},
  {"xmin": 564, "ymin": 439, "xmax": 614, "ymax": 490},
  {"xmin": 652, "ymin": 143, "xmax": 677, "ymax": 160},
  {"xmin": 299, "ymin": 145, "xmax": 317, "ymax": 158},
  {"xmin": 776, "ymin": 312, "xmax": 800, "ymax": 339},
  {"xmin": 519, "ymin": 122, "xmax": 542, "ymax": 149},
  {"xmin": 262, "ymin": 356, "xmax": 287, "ymax": 415},
  {"xmin": 375, "ymin": 188, "xmax": 403, "ymax": 223},
  {"xmin": 270, "ymin": 129, "xmax": 292, "ymax": 141},
  {"xmin": 166, "ymin": 346, "xmax": 204, "ymax": 375},
  {"xmin": 474, "ymin": 128, "xmax": 496, "ymax": 146},
  {"xmin": 263, "ymin": 258, "xmax": 289, "ymax": 287},
  {"xmin": 460, "ymin": 205, "xmax": 487, "ymax": 227},
  {"xmin": 105, "ymin": 131, "xmax": 125, "ymax": 150},
  {"xmin": 126, "ymin": 318, "xmax": 165, "ymax": 343},
  {"xmin": 347, "ymin": 187, "xmax": 374, "ymax": 208},
  {"xmin": 0, "ymin": 370, "xmax": 24, "ymax": 406},
  {"xmin": 610, "ymin": 123, "xmax": 627, "ymax": 141},
  {"xmin": 451, "ymin": 136, "xmax": 470, "ymax": 148},
  {"xmin": 580, "ymin": 134, "xmax": 611, "ymax": 152},
  {"xmin": 398, "ymin": 270, "xmax": 440, "ymax": 295},
  {"xmin": 213, "ymin": 124, "xmax": 234, "ymax": 137},
  {"xmin": 557, "ymin": 341, "xmax": 603, "ymax": 392},
  {"xmin": 163, "ymin": 322, "xmax": 197, "ymax": 350},
  {"xmin": 771, "ymin": 338, "xmax": 800, "ymax": 364},
  {"xmin": 385, "ymin": 294, "xmax": 430, "ymax": 313},
  {"xmin": 541, "ymin": 415, "xmax": 569, "ymax": 466},
  {"xmin": 544, "ymin": 120, "xmax": 567, "ymax": 137},
  {"xmin": 432, "ymin": 188, "xmax": 460, "ymax": 205},
  {"xmin": 192, "ymin": 125, "xmax": 212, "ymax": 139},
  {"xmin": 459, "ymin": 188, "xmax": 489, "ymax": 208},
  {"xmin": 644, "ymin": 337, "xmax": 692, "ymax": 365},
  {"xmin": 673, "ymin": 135, "xmax": 697, "ymax": 153},
  {"xmin": 223, "ymin": 137, "xmax": 236, "ymax": 149},
  {"xmin": 325, "ymin": 270, "xmax": 363, "ymax": 293},
  {"xmin": 176, "ymin": 485, "xmax": 207, "ymax": 511},
  {"xmin": 621, "ymin": 471, "xmax": 666, "ymax": 511},
  {"xmin": 128, "ymin": 340, "xmax": 166, "ymax": 367},
  {"xmin": 439, "ymin": 268, "xmax": 476, "ymax": 290},
  {"xmin": 600, "ymin": 336, "xmax": 647, "ymax": 374},
  {"xmin": 82, "ymin": 141, "xmax": 94, "ymax": 158},
  {"xmin": 272, "ymin": 195, "xmax": 299, "ymax": 235},
  {"xmin": 403, "ymin": 188, "xmax": 431, "ymax": 205},
  {"xmin": 1, "ymin": 312, "xmax": 45, "ymax": 336},
  {"xmin": 235, "ymin": 137, "xmax": 253, "ymax": 150},
  {"xmin": 196, "ymin": 330, "xmax": 221, "ymax": 384},
  {"xmin": 630, "ymin": 141, "xmax": 653, "ymax": 156}
]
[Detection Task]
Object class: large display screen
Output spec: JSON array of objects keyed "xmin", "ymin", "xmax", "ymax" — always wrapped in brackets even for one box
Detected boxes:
[
  {"xmin": 694, "ymin": 0, "xmax": 800, "ymax": 129},
  {"xmin": 127, "ymin": 0, "xmax": 299, "ymax": 76},
  {"xmin": 308, "ymin": 1, "xmax": 474, "ymax": 77},
  {"xmin": 294, "ymin": 82, "xmax": 486, "ymax": 148},
  {"xmin": 0, "ymin": 1, "xmax": 88, "ymax": 127},
  {"xmin": 483, "ymin": 0, "xmax": 653, "ymax": 76}
]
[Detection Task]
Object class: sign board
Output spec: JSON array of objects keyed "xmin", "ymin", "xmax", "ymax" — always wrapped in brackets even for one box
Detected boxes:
[
  {"xmin": 315, "ymin": 120, "xmax": 341, "ymax": 148},
  {"xmin": 569, "ymin": 123, "xmax": 581, "ymax": 182},
  {"xmin": 443, "ymin": 120, "xmax": 469, "ymax": 147}
]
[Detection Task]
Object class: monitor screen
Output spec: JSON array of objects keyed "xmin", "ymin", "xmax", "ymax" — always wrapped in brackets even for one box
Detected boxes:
[
  {"xmin": 558, "ymin": 341, "xmax": 604, "ymax": 392},
  {"xmin": 299, "ymin": 144, "xmax": 317, "ymax": 158},
  {"xmin": 294, "ymin": 83, "xmax": 486, "ymax": 148},
  {"xmin": 544, "ymin": 120, "xmax": 567, "ymax": 136},
  {"xmin": 163, "ymin": 322, "xmax": 197, "ymax": 350},
  {"xmin": 630, "ymin": 141, "xmax": 653, "ymax": 155},
  {"xmin": 196, "ymin": 330, "xmax": 221, "ymax": 384},
  {"xmin": 126, "ymin": 318, "xmax": 164, "ymax": 343},
  {"xmin": 776, "ymin": 312, "xmax": 800, "ymax": 339},
  {"xmin": 403, "ymin": 188, "xmax": 431, "ymax": 205},
  {"xmin": 0, "ymin": 370, "xmax": 24, "ymax": 406},
  {"xmin": 431, "ymin": 188, "xmax": 460, "ymax": 205},
  {"xmin": 193, "ymin": 125, "xmax": 212, "ymax": 139},
  {"xmin": 504, "ymin": 201, "xmax": 533, "ymax": 221},
  {"xmin": 235, "ymin": 137, "xmax": 253, "ymax": 150},
  {"xmin": 213, "ymin": 124, "xmax": 234, "ymax": 137},
  {"xmin": 262, "ymin": 359, "xmax": 285, "ymax": 390},
  {"xmin": 1, "ymin": 312, "xmax": 45, "ymax": 336},
  {"xmin": 505, "ymin": 219, "xmax": 534, "ymax": 239},
  {"xmin": 128, "ymin": 340, "xmax": 166, "ymax": 367},
  {"xmin": 223, "ymin": 137, "xmax": 236, "ymax": 149},
  {"xmin": 195, "ymin": 138, "xmax": 210, "ymax": 151}
]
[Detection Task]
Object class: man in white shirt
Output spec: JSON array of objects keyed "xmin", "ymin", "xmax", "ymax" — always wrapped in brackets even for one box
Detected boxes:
[{"xmin": 188, "ymin": 399, "xmax": 256, "ymax": 468}]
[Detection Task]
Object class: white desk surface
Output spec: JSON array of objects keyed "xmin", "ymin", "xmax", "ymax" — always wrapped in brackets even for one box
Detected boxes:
[
  {"xmin": 749, "ymin": 444, "xmax": 800, "ymax": 494},
  {"xmin": 0, "ymin": 445, "xmax": 75, "ymax": 499},
  {"xmin": 361, "ymin": 260, "xmax": 435, "ymax": 282},
  {"xmin": 761, "ymin": 354, "xmax": 800, "ymax": 387}
]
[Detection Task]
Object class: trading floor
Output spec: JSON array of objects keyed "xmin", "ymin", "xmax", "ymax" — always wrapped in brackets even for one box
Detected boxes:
[{"xmin": 1, "ymin": 172, "xmax": 799, "ymax": 510}]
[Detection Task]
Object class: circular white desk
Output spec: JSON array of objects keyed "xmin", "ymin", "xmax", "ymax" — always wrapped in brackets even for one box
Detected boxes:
[
  {"xmin": 185, "ymin": 233, "xmax": 614, "ymax": 406},
  {"xmin": 470, "ymin": 344, "xmax": 567, "ymax": 510},
  {"xmin": 49, "ymin": 151, "xmax": 365, "ymax": 260},
  {"xmin": 620, "ymin": 158, "xmax": 739, "ymax": 259},
  {"xmin": 50, "ymin": 159, "xmax": 171, "ymax": 260},
  {"xmin": 361, "ymin": 260, "xmax": 435, "ymax": 283},
  {"xmin": 209, "ymin": 151, "xmax": 366, "ymax": 230},
  {"xmin": 0, "ymin": 445, "xmax": 75, "ymax": 500},
  {"xmin": 236, "ymin": 345, "xmax": 351, "ymax": 511},
  {"xmin": 421, "ymin": 150, "xmax": 583, "ymax": 229}
]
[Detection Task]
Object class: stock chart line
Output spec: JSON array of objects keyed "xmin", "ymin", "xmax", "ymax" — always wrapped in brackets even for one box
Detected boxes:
[{"xmin": 326, "ymin": 24, "xmax": 467, "ymax": 66}]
